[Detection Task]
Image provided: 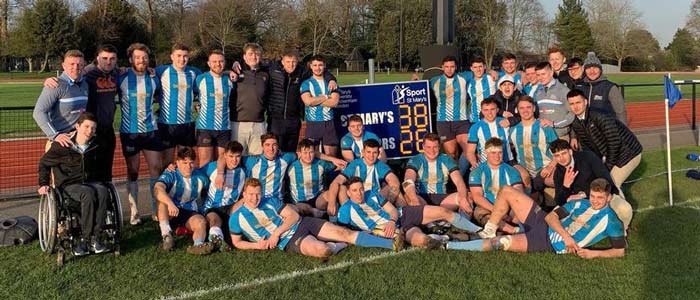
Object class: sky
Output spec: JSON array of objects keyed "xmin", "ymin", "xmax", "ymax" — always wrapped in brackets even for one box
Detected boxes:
[{"xmin": 541, "ymin": 0, "xmax": 692, "ymax": 47}]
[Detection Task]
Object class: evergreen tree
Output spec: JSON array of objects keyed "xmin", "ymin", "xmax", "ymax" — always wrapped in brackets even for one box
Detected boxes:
[
  {"xmin": 666, "ymin": 28, "xmax": 698, "ymax": 70},
  {"xmin": 553, "ymin": 0, "xmax": 595, "ymax": 58}
]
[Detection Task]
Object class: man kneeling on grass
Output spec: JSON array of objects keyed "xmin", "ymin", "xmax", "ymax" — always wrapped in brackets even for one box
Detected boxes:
[
  {"xmin": 229, "ymin": 178, "xmax": 404, "ymax": 259},
  {"xmin": 155, "ymin": 147, "xmax": 213, "ymax": 255},
  {"xmin": 446, "ymin": 178, "xmax": 626, "ymax": 259},
  {"xmin": 338, "ymin": 177, "xmax": 482, "ymax": 249}
]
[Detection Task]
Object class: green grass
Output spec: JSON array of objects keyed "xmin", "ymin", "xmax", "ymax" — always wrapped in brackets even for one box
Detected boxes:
[{"xmin": 1, "ymin": 146, "xmax": 699, "ymax": 299}]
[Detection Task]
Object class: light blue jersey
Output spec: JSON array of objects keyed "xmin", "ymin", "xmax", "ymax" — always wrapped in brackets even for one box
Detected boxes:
[
  {"xmin": 342, "ymin": 159, "xmax": 393, "ymax": 192},
  {"xmin": 300, "ymin": 77, "xmax": 335, "ymax": 121},
  {"xmin": 340, "ymin": 131, "xmax": 380, "ymax": 159},
  {"xmin": 522, "ymin": 83, "xmax": 541, "ymax": 100},
  {"xmin": 467, "ymin": 75, "xmax": 496, "ymax": 122},
  {"xmin": 509, "ymin": 120, "xmax": 558, "ymax": 177},
  {"xmin": 468, "ymin": 162, "xmax": 522, "ymax": 204},
  {"xmin": 549, "ymin": 200, "xmax": 626, "ymax": 254},
  {"xmin": 229, "ymin": 197, "xmax": 298, "ymax": 250},
  {"xmin": 202, "ymin": 161, "xmax": 246, "ymax": 211},
  {"xmin": 498, "ymin": 71, "xmax": 523, "ymax": 89},
  {"xmin": 156, "ymin": 169, "xmax": 209, "ymax": 212},
  {"xmin": 156, "ymin": 65, "xmax": 201, "ymax": 124},
  {"xmin": 468, "ymin": 117, "xmax": 514, "ymax": 163},
  {"xmin": 195, "ymin": 72, "xmax": 234, "ymax": 130},
  {"xmin": 337, "ymin": 191, "xmax": 391, "ymax": 232},
  {"xmin": 243, "ymin": 153, "xmax": 297, "ymax": 199},
  {"xmin": 117, "ymin": 69, "xmax": 160, "ymax": 134},
  {"xmin": 406, "ymin": 153, "xmax": 458, "ymax": 194},
  {"xmin": 430, "ymin": 73, "xmax": 470, "ymax": 121},
  {"xmin": 287, "ymin": 158, "xmax": 336, "ymax": 203}
]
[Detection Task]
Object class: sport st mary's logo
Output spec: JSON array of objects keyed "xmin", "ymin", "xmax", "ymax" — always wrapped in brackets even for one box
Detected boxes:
[{"xmin": 391, "ymin": 84, "xmax": 426, "ymax": 105}]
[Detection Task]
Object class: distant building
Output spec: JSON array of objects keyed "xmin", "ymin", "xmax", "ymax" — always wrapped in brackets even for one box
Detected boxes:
[{"xmin": 345, "ymin": 48, "xmax": 365, "ymax": 72}]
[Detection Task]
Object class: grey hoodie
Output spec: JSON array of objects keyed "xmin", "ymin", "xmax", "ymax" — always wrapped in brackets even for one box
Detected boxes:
[{"xmin": 534, "ymin": 78, "xmax": 574, "ymax": 137}]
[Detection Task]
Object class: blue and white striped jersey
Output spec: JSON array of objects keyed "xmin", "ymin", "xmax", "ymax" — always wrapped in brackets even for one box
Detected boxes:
[
  {"xmin": 509, "ymin": 120, "xmax": 558, "ymax": 177},
  {"xmin": 156, "ymin": 169, "xmax": 209, "ymax": 212},
  {"xmin": 195, "ymin": 72, "xmax": 234, "ymax": 130},
  {"xmin": 522, "ymin": 83, "xmax": 541, "ymax": 100},
  {"xmin": 430, "ymin": 73, "xmax": 470, "ymax": 122},
  {"xmin": 156, "ymin": 65, "xmax": 201, "ymax": 124},
  {"xmin": 243, "ymin": 153, "xmax": 297, "ymax": 199},
  {"xmin": 468, "ymin": 75, "xmax": 496, "ymax": 122},
  {"xmin": 337, "ymin": 191, "xmax": 391, "ymax": 232},
  {"xmin": 340, "ymin": 131, "xmax": 381, "ymax": 159},
  {"xmin": 300, "ymin": 77, "xmax": 335, "ymax": 122},
  {"xmin": 467, "ymin": 117, "xmax": 514, "ymax": 163},
  {"xmin": 117, "ymin": 69, "xmax": 160, "ymax": 134},
  {"xmin": 287, "ymin": 158, "xmax": 336, "ymax": 203},
  {"xmin": 341, "ymin": 159, "xmax": 393, "ymax": 192},
  {"xmin": 468, "ymin": 162, "xmax": 522, "ymax": 204},
  {"xmin": 202, "ymin": 161, "xmax": 246, "ymax": 211},
  {"xmin": 549, "ymin": 200, "xmax": 626, "ymax": 254},
  {"xmin": 229, "ymin": 197, "xmax": 299, "ymax": 250},
  {"xmin": 406, "ymin": 153, "xmax": 459, "ymax": 194}
]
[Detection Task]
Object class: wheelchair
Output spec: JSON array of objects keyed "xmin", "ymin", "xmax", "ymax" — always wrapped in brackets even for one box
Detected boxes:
[{"xmin": 38, "ymin": 182, "xmax": 123, "ymax": 266}]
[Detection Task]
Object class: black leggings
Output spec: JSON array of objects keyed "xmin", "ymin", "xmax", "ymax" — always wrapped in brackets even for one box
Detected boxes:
[{"xmin": 62, "ymin": 183, "xmax": 109, "ymax": 239}]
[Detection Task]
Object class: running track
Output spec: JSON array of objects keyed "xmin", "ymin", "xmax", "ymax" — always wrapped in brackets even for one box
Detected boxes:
[{"xmin": 1, "ymin": 100, "xmax": 697, "ymax": 196}]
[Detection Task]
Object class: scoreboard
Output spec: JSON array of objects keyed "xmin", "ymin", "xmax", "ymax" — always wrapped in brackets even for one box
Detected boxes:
[{"xmin": 334, "ymin": 80, "xmax": 433, "ymax": 159}]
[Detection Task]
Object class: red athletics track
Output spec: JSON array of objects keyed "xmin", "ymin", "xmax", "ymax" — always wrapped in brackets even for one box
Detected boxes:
[{"xmin": 0, "ymin": 100, "xmax": 697, "ymax": 196}]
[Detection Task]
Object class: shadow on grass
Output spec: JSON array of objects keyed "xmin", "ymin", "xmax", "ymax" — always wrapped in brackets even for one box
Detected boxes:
[{"xmin": 638, "ymin": 206, "xmax": 700, "ymax": 299}]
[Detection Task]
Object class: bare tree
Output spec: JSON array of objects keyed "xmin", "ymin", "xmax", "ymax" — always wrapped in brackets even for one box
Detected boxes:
[
  {"xmin": 501, "ymin": 0, "xmax": 544, "ymax": 54},
  {"xmin": 197, "ymin": 0, "xmax": 252, "ymax": 54},
  {"xmin": 475, "ymin": 0, "xmax": 506, "ymax": 68},
  {"xmin": 685, "ymin": 0, "xmax": 700, "ymax": 37},
  {"xmin": 300, "ymin": 0, "xmax": 336, "ymax": 55},
  {"xmin": 586, "ymin": 0, "xmax": 643, "ymax": 69}
]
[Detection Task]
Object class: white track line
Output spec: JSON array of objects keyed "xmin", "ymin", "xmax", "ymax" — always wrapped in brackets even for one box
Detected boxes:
[
  {"xmin": 157, "ymin": 248, "xmax": 419, "ymax": 300},
  {"xmin": 634, "ymin": 198, "xmax": 700, "ymax": 213}
]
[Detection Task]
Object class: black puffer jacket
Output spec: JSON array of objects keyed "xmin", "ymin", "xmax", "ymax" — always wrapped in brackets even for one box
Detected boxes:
[
  {"xmin": 38, "ymin": 136, "xmax": 100, "ymax": 188},
  {"xmin": 266, "ymin": 61, "xmax": 338, "ymax": 120},
  {"xmin": 570, "ymin": 109, "xmax": 642, "ymax": 169}
]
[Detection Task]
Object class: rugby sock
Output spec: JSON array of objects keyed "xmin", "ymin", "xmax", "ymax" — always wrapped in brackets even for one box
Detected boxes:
[
  {"xmin": 446, "ymin": 240, "xmax": 484, "ymax": 251},
  {"xmin": 326, "ymin": 242, "xmax": 348, "ymax": 254},
  {"xmin": 459, "ymin": 155, "xmax": 470, "ymax": 177},
  {"xmin": 159, "ymin": 221, "xmax": 172, "ymax": 237},
  {"xmin": 451, "ymin": 212, "xmax": 482, "ymax": 232},
  {"xmin": 354, "ymin": 231, "xmax": 393, "ymax": 249},
  {"xmin": 209, "ymin": 227, "xmax": 224, "ymax": 240},
  {"xmin": 149, "ymin": 178, "xmax": 158, "ymax": 215},
  {"xmin": 193, "ymin": 238, "xmax": 204, "ymax": 246},
  {"xmin": 127, "ymin": 181, "xmax": 139, "ymax": 217}
]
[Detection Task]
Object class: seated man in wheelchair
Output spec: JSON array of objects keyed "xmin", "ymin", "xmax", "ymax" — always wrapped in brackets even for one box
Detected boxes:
[{"xmin": 38, "ymin": 112, "xmax": 110, "ymax": 256}]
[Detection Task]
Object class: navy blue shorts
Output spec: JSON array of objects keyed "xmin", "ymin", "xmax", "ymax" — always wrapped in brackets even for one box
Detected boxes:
[
  {"xmin": 436, "ymin": 120, "xmax": 470, "ymax": 141},
  {"xmin": 305, "ymin": 120, "xmax": 339, "ymax": 146},
  {"xmin": 168, "ymin": 209, "xmax": 202, "ymax": 228},
  {"xmin": 418, "ymin": 193, "xmax": 448, "ymax": 206},
  {"xmin": 158, "ymin": 122, "xmax": 196, "ymax": 148},
  {"xmin": 120, "ymin": 131, "xmax": 164, "ymax": 157},
  {"xmin": 285, "ymin": 217, "xmax": 327, "ymax": 254},
  {"xmin": 523, "ymin": 202, "xmax": 553, "ymax": 253},
  {"xmin": 205, "ymin": 205, "xmax": 234, "ymax": 222},
  {"xmin": 297, "ymin": 193, "xmax": 322, "ymax": 208},
  {"xmin": 196, "ymin": 129, "xmax": 231, "ymax": 148},
  {"xmin": 398, "ymin": 205, "xmax": 425, "ymax": 231}
]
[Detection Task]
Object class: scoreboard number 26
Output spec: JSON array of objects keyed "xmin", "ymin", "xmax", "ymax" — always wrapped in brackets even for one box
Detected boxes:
[{"xmin": 399, "ymin": 103, "xmax": 429, "ymax": 155}]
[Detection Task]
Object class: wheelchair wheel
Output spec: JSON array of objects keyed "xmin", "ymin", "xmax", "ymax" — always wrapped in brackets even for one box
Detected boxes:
[
  {"xmin": 38, "ymin": 190, "xmax": 58, "ymax": 253},
  {"xmin": 106, "ymin": 182, "xmax": 123, "ymax": 236}
]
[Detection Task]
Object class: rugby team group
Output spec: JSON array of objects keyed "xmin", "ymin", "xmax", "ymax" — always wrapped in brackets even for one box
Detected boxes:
[{"xmin": 33, "ymin": 41, "xmax": 641, "ymax": 259}]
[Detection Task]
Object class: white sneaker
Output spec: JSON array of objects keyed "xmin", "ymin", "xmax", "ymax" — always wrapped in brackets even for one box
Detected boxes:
[{"xmin": 477, "ymin": 229, "xmax": 496, "ymax": 239}]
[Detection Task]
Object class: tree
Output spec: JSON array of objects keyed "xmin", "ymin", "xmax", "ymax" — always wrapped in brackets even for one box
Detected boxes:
[
  {"xmin": 685, "ymin": 0, "xmax": 700, "ymax": 38},
  {"xmin": 622, "ymin": 29, "xmax": 660, "ymax": 71},
  {"xmin": 666, "ymin": 28, "xmax": 698, "ymax": 70},
  {"xmin": 501, "ymin": 0, "xmax": 545, "ymax": 54},
  {"xmin": 586, "ymin": 0, "xmax": 643, "ymax": 69},
  {"xmin": 553, "ymin": 0, "xmax": 595, "ymax": 58},
  {"xmin": 6, "ymin": 0, "xmax": 74, "ymax": 72},
  {"xmin": 196, "ymin": 0, "xmax": 256, "ymax": 55}
]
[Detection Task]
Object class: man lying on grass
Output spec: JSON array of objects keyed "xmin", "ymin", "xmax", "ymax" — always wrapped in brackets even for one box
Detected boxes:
[
  {"xmin": 337, "ymin": 177, "xmax": 482, "ymax": 250},
  {"xmin": 229, "ymin": 178, "xmax": 404, "ymax": 259},
  {"xmin": 446, "ymin": 178, "xmax": 626, "ymax": 259}
]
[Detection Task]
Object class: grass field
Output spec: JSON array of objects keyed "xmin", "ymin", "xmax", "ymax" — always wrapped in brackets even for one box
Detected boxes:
[{"xmin": 0, "ymin": 146, "xmax": 699, "ymax": 300}]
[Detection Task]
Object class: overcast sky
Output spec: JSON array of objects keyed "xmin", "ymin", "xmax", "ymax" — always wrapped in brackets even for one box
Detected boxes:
[{"xmin": 541, "ymin": 0, "xmax": 692, "ymax": 47}]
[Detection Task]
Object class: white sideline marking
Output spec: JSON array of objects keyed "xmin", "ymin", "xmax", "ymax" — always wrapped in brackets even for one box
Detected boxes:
[
  {"xmin": 157, "ymin": 248, "xmax": 419, "ymax": 300},
  {"xmin": 634, "ymin": 198, "xmax": 700, "ymax": 213}
]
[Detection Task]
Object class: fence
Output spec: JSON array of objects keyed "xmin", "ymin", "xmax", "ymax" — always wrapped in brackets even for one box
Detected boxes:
[
  {"xmin": 1, "ymin": 81, "xmax": 698, "ymax": 199},
  {"xmin": 0, "ymin": 106, "xmax": 149, "ymax": 199}
]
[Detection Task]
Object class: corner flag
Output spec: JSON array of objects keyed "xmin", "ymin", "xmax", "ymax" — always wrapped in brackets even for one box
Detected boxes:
[{"xmin": 664, "ymin": 75, "xmax": 682, "ymax": 108}]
